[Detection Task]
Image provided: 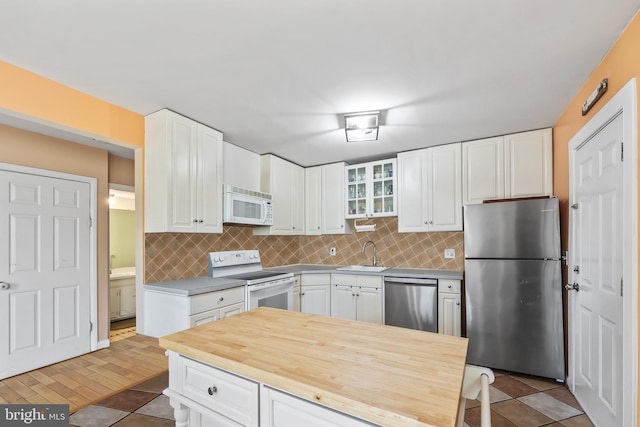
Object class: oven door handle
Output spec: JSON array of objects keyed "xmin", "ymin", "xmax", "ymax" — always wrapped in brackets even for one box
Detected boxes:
[{"xmin": 248, "ymin": 278, "xmax": 293, "ymax": 292}]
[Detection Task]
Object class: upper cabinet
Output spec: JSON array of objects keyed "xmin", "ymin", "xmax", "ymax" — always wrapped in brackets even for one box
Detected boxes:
[
  {"xmin": 398, "ymin": 143, "xmax": 462, "ymax": 232},
  {"xmin": 145, "ymin": 109, "xmax": 223, "ymax": 233},
  {"xmin": 462, "ymin": 128, "xmax": 553, "ymax": 205},
  {"xmin": 306, "ymin": 162, "xmax": 350, "ymax": 235},
  {"xmin": 255, "ymin": 154, "xmax": 305, "ymax": 235},
  {"xmin": 346, "ymin": 159, "xmax": 397, "ymax": 219}
]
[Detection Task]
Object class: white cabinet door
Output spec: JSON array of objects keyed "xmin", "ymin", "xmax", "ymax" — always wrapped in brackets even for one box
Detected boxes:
[
  {"xmin": 196, "ymin": 124, "xmax": 224, "ymax": 233},
  {"xmin": 220, "ymin": 302, "xmax": 244, "ymax": 319},
  {"xmin": 356, "ymin": 286, "xmax": 382, "ymax": 324},
  {"xmin": 305, "ymin": 166, "xmax": 322, "ymax": 235},
  {"xmin": 428, "ymin": 143, "xmax": 462, "ymax": 231},
  {"xmin": 145, "ymin": 109, "xmax": 223, "ymax": 233},
  {"xmin": 462, "ymin": 136, "xmax": 505, "ymax": 205},
  {"xmin": 119, "ymin": 283, "xmax": 136, "ymax": 318},
  {"xmin": 258, "ymin": 155, "xmax": 305, "ymax": 235},
  {"xmin": 301, "ymin": 285, "xmax": 331, "ymax": 316},
  {"xmin": 322, "ymin": 162, "xmax": 349, "ymax": 234},
  {"xmin": 438, "ymin": 293, "xmax": 461, "ymax": 337},
  {"xmin": 167, "ymin": 112, "xmax": 199, "ymax": 232},
  {"xmin": 504, "ymin": 128, "xmax": 553, "ymax": 199},
  {"xmin": 331, "ymin": 285, "xmax": 356, "ymax": 320},
  {"xmin": 398, "ymin": 144, "xmax": 461, "ymax": 232},
  {"xmin": 397, "ymin": 149, "xmax": 428, "ymax": 232},
  {"xmin": 110, "ymin": 287, "xmax": 120, "ymax": 320}
]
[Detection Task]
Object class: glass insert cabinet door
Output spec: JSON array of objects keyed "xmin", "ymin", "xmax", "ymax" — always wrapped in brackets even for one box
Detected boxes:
[{"xmin": 346, "ymin": 159, "xmax": 396, "ymax": 218}]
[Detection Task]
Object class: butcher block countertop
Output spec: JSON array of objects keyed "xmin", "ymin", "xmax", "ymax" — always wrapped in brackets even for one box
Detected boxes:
[{"xmin": 159, "ymin": 307, "xmax": 469, "ymax": 427}]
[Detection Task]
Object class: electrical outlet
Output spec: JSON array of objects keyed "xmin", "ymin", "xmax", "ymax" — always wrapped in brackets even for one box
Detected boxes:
[
  {"xmin": 444, "ymin": 249, "xmax": 455, "ymax": 259},
  {"xmin": 330, "ymin": 247, "xmax": 336, "ymax": 256}
]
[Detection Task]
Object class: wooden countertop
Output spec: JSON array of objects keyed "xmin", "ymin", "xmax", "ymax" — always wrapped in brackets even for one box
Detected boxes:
[{"xmin": 159, "ymin": 307, "xmax": 468, "ymax": 427}]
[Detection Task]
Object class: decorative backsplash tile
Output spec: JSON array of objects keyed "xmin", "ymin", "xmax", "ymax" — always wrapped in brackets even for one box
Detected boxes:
[{"xmin": 144, "ymin": 217, "xmax": 464, "ymax": 283}]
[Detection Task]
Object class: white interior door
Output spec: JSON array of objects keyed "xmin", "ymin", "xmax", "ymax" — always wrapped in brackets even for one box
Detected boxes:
[
  {"xmin": 569, "ymin": 113, "xmax": 623, "ymax": 426},
  {"xmin": 0, "ymin": 170, "xmax": 92, "ymax": 379}
]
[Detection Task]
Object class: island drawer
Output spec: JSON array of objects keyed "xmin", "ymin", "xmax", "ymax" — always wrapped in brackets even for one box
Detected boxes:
[
  {"xmin": 178, "ymin": 356, "xmax": 258, "ymax": 426},
  {"xmin": 190, "ymin": 286, "xmax": 245, "ymax": 315}
]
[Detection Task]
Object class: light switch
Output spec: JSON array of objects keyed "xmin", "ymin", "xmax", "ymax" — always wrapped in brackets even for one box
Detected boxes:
[{"xmin": 444, "ymin": 249, "xmax": 455, "ymax": 259}]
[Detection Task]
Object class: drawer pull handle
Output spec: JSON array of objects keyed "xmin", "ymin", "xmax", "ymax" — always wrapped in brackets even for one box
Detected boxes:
[{"xmin": 207, "ymin": 386, "xmax": 218, "ymax": 395}]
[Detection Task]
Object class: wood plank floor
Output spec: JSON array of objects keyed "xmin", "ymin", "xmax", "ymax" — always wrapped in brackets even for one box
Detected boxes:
[{"xmin": 0, "ymin": 334, "xmax": 167, "ymax": 414}]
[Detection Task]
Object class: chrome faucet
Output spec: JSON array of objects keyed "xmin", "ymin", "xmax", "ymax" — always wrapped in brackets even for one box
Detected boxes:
[{"xmin": 361, "ymin": 240, "xmax": 378, "ymax": 266}]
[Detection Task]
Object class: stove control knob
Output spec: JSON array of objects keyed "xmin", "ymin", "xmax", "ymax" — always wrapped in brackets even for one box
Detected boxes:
[{"xmin": 219, "ymin": 256, "xmax": 225, "ymax": 262}]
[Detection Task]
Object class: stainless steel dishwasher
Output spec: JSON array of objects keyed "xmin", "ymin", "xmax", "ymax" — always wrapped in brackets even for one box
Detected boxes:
[{"xmin": 384, "ymin": 277, "xmax": 438, "ymax": 332}]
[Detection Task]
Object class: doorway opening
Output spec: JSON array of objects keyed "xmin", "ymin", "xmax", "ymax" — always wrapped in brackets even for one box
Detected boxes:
[{"xmin": 108, "ymin": 185, "xmax": 137, "ymax": 341}]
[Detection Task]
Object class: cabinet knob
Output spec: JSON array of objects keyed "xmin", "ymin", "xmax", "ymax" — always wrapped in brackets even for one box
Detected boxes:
[
  {"xmin": 207, "ymin": 386, "xmax": 218, "ymax": 395},
  {"xmin": 193, "ymin": 219, "xmax": 198, "ymax": 223},
  {"xmin": 317, "ymin": 226, "xmax": 321, "ymax": 230},
  {"xmin": 448, "ymin": 285, "xmax": 452, "ymax": 289},
  {"xmin": 456, "ymin": 302, "xmax": 461, "ymax": 306},
  {"xmin": 199, "ymin": 220, "xmax": 203, "ymax": 223},
  {"xmin": 0, "ymin": 282, "xmax": 10, "ymax": 290},
  {"xmin": 424, "ymin": 221, "xmax": 429, "ymax": 225},
  {"xmin": 218, "ymin": 297, "xmax": 224, "ymax": 302}
]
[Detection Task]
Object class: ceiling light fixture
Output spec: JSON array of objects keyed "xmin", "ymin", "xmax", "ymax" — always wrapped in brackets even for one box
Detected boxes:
[{"xmin": 345, "ymin": 111, "xmax": 379, "ymax": 142}]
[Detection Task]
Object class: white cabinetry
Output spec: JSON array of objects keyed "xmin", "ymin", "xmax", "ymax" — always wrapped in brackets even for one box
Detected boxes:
[
  {"xmin": 144, "ymin": 285, "xmax": 245, "ymax": 338},
  {"xmin": 398, "ymin": 143, "xmax": 462, "ymax": 232},
  {"xmin": 109, "ymin": 277, "xmax": 136, "ymax": 321},
  {"xmin": 260, "ymin": 386, "xmax": 376, "ymax": 427},
  {"xmin": 300, "ymin": 274, "xmax": 331, "ymax": 316},
  {"xmin": 166, "ymin": 351, "xmax": 259, "ymax": 427},
  {"xmin": 145, "ymin": 109, "xmax": 223, "ymax": 233},
  {"xmin": 438, "ymin": 279, "xmax": 461, "ymax": 337},
  {"xmin": 346, "ymin": 159, "xmax": 396, "ymax": 218},
  {"xmin": 256, "ymin": 155, "xmax": 304, "ymax": 235},
  {"xmin": 305, "ymin": 167, "xmax": 322, "ymax": 235},
  {"xmin": 293, "ymin": 274, "xmax": 301, "ymax": 312},
  {"xmin": 331, "ymin": 274, "xmax": 382, "ymax": 324},
  {"xmin": 462, "ymin": 128, "xmax": 552, "ymax": 205},
  {"xmin": 306, "ymin": 163, "xmax": 350, "ymax": 235}
]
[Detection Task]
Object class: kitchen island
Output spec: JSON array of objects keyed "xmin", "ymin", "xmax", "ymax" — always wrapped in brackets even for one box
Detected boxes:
[{"xmin": 159, "ymin": 307, "xmax": 468, "ymax": 427}]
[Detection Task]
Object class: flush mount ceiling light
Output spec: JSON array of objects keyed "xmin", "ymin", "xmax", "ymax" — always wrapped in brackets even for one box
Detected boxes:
[{"xmin": 345, "ymin": 111, "xmax": 379, "ymax": 142}]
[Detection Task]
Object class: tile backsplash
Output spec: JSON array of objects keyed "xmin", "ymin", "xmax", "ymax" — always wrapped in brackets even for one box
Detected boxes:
[{"xmin": 144, "ymin": 217, "xmax": 464, "ymax": 283}]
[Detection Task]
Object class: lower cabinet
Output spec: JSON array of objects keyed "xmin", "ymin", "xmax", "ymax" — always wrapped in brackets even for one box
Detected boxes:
[
  {"xmin": 165, "ymin": 351, "xmax": 376, "ymax": 427},
  {"xmin": 300, "ymin": 274, "xmax": 331, "ymax": 316},
  {"xmin": 109, "ymin": 277, "xmax": 136, "ymax": 321},
  {"xmin": 144, "ymin": 285, "xmax": 245, "ymax": 338},
  {"xmin": 293, "ymin": 274, "xmax": 301, "ymax": 312},
  {"xmin": 166, "ymin": 351, "xmax": 259, "ymax": 427},
  {"xmin": 438, "ymin": 279, "xmax": 462, "ymax": 337},
  {"xmin": 331, "ymin": 274, "xmax": 382, "ymax": 324},
  {"xmin": 260, "ymin": 386, "xmax": 377, "ymax": 427}
]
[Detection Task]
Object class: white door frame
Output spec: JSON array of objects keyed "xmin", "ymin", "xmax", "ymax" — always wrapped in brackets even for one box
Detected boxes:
[
  {"xmin": 568, "ymin": 78, "xmax": 638, "ymax": 426},
  {"xmin": 0, "ymin": 162, "xmax": 99, "ymax": 352}
]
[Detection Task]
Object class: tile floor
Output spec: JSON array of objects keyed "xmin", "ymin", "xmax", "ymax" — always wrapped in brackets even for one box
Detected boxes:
[
  {"xmin": 463, "ymin": 370, "xmax": 593, "ymax": 427},
  {"xmin": 69, "ymin": 372, "xmax": 174, "ymax": 427},
  {"xmin": 69, "ymin": 370, "xmax": 593, "ymax": 427}
]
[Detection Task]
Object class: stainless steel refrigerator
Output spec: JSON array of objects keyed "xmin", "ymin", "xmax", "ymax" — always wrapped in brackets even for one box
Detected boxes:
[{"xmin": 464, "ymin": 197, "xmax": 565, "ymax": 381}]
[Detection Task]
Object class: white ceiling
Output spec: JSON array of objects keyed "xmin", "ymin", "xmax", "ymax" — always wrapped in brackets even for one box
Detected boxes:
[{"xmin": 1, "ymin": 1, "xmax": 638, "ymax": 167}]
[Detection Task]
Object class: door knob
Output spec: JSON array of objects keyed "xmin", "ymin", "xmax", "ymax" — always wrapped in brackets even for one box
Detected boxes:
[
  {"xmin": 0, "ymin": 282, "xmax": 10, "ymax": 290},
  {"xmin": 565, "ymin": 283, "xmax": 580, "ymax": 292}
]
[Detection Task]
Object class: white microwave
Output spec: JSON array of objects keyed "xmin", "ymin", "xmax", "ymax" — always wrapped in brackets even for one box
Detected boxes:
[{"xmin": 223, "ymin": 185, "xmax": 274, "ymax": 226}]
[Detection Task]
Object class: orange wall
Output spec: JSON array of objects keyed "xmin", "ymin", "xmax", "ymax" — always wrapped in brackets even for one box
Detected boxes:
[
  {"xmin": 0, "ymin": 61, "xmax": 144, "ymax": 147},
  {"xmin": 553, "ymin": 10, "xmax": 640, "ymax": 421}
]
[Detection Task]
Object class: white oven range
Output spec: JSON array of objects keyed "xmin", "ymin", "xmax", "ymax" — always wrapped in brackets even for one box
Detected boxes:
[{"xmin": 207, "ymin": 250, "xmax": 294, "ymax": 311}]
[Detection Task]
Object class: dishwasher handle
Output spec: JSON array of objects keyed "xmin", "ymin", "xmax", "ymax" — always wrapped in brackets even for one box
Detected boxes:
[{"xmin": 384, "ymin": 277, "xmax": 437, "ymax": 285}]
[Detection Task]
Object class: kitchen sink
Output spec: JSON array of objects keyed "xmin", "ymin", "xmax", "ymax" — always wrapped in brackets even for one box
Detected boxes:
[{"xmin": 335, "ymin": 265, "xmax": 389, "ymax": 272}]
